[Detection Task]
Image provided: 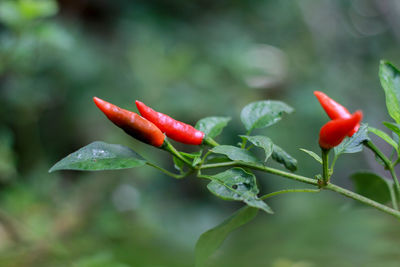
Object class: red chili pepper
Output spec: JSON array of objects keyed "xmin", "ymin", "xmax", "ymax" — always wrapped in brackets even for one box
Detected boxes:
[
  {"xmin": 314, "ymin": 91, "xmax": 359, "ymax": 136},
  {"xmin": 93, "ymin": 97, "xmax": 165, "ymax": 147},
  {"xmin": 135, "ymin": 100, "xmax": 205, "ymax": 145},
  {"xmin": 319, "ymin": 111, "xmax": 363, "ymax": 149}
]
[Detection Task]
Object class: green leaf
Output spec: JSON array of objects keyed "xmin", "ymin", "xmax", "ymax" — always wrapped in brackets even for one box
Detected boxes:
[
  {"xmin": 204, "ymin": 154, "xmax": 231, "ymax": 164},
  {"xmin": 195, "ymin": 117, "xmax": 231, "ymax": 139},
  {"xmin": 49, "ymin": 141, "xmax": 146, "ymax": 172},
  {"xmin": 368, "ymin": 126, "xmax": 398, "ymax": 150},
  {"xmin": 379, "ymin": 61, "xmax": 400, "ymax": 124},
  {"xmin": 0, "ymin": 0, "xmax": 58, "ymax": 27},
  {"xmin": 299, "ymin": 148, "xmax": 322, "ymax": 164},
  {"xmin": 350, "ymin": 171, "xmax": 392, "ymax": 204},
  {"xmin": 206, "ymin": 168, "xmax": 273, "ymax": 214},
  {"xmin": 271, "ymin": 145, "xmax": 297, "ymax": 172},
  {"xmin": 195, "ymin": 207, "xmax": 258, "ymax": 267},
  {"xmin": 211, "ymin": 145, "xmax": 259, "ymax": 163},
  {"xmin": 383, "ymin": 121, "xmax": 400, "ymax": 139},
  {"xmin": 240, "ymin": 100, "xmax": 293, "ymax": 131},
  {"xmin": 19, "ymin": 0, "xmax": 58, "ymax": 19},
  {"xmin": 334, "ymin": 123, "xmax": 369, "ymax": 156},
  {"xmin": 240, "ymin": 135, "xmax": 273, "ymax": 162},
  {"xmin": 173, "ymin": 156, "xmax": 185, "ymax": 173}
]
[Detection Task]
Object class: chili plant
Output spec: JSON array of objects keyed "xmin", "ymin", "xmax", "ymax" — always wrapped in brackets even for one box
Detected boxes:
[{"xmin": 50, "ymin": 60, "xmax": 400, "ymax": 266}]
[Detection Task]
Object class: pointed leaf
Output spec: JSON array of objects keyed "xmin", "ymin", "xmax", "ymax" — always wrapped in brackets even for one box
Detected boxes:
[
  {"xmin": 211, "ymin": 145, "xmax": 259, "ymax": 163},
  {"xmin": 334, "ymin": 123, "xmax": 369, "ymax": 156},
  {"xmin": 49, "ymin": 141, "xmax": 146, "ymax": 172},
  {"xmin": 383, "ymin": 121, "xmax": 400, "ymax": 139},
  {"xmin": 350, "ymin": 171, "xmax": 392, "ymax": 204},
  {"xmin": 368, "ymin": 126, "xmax": 398, "ymax": 150},
  {"xmin": 240, "ymin": 135, "xmax": 273, "ymax": 162},
  {"xmin": 240, "ymin": 100, "xmax": 293, "ymax": 131},
  {"xmin": 205, "ymin": 168, "xmax": 273, "ymax": 213},
  {"xmin": 299, "ymin": 148, "xmax": 322, "ymax": 164},
  {"xmin": 271, "ymin": 145, "xmax": 297, "ymax": 171},
  {"xmin": 195, "ymin": 207, "xmax": 258, "ymax": 267},
  {"xmin": 379, "ymin": 61, "xmax": 400, "ymax": 124},
  {"xmin": 173, "ymin": 156, "xmax": 185, "ymax": 173},
  {"xmin": 195, "ymin": 117, "xmax": 231, "ymax": 139}
]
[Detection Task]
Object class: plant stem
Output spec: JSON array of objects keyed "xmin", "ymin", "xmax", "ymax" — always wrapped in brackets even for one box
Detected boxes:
[
  {"xmin": 388, "ymin": 182, "xmax": 399, "ymax": 210},
  {"xmin": 260, "ymin": 188, "xmax": 320, "ymax": 200},
  {"xmin": 240, "ymin": 129, "xmax": 252, "ymax": 149},
  {"xmin": 199, "ymin": 150, "xmax": 212, "ymax": 166},
  {"xmin": 325, "ymin": 183, "xmax": 400, "ymax": 219},
  {"xmin": 162, "ymin": 140, "xmax": 193, "ymax": 167},
  {"xmin": 199, "ymin": 161, "xmax": 400, "ymax": 219},
  {"xmin": 204, "ymin": 136, "xmax": 220, "ymax": 147},
  {"xmin": 364, "ymin": 140, "xmax": 400, "ymax": 209},
  {"xmin": 321, "ymin": 148, "xmax": 330, "ymax": 185},
  {"xmin": 201, "ymin": 161, "xmax": 318, "ymax": 186},
  {"xmin": 146, "ymin": 162, "xmax": 191, "ymax": 179}
]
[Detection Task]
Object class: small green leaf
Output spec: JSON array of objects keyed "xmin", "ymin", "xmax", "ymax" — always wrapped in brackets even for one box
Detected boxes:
[
  {"xmin": 206, "ymin": 168, "xmax": 273, "ymax": 214},
  {"xmin": 379, "ymin": 61, "xmax": 400, "ymax": 124},
  {"xmin": 271, "ymin": 145, "xmax": 297, "ymax": 172},
  {"xmin": 240, "ymin": 100, "xmax": 293, "ymax": 131},
  {"xmin": 195, "ymin": 117, "xmax": 231, "ymax": 139},
  {"xmin": 173, "ymin": 156, "xmax": 185, "ymax": 173},
  {"xmin": 211, "ymin": 145, "xmax": 259, "ymax": 163},
  {"xmin": 334, "ymin": 123, "xmax": 369, "ymax": 156},
  {"xmin": 350, "ymin": 171, "xmax": 392, "ymax": 204},
  {"xmin": 195, "ymin": 207, "xmax": 258, "ymax": 267},
  {"xmin": 368, "ymin": 126, "xmax": 398, "ymax": 150},
  {"xmin": 383, "ymin": 121, "xmax": 400, "ymax": 139},
  {"xmin": 299, "ymin": 148, "xmax": 322, "ymax": 164},
  {"xmin": 49, "ymin": 141, "xmax": 146, "ymax": 172},
  {"xmin": 240, "ymin": 135, "xmax": 273, "ymax": 162}
]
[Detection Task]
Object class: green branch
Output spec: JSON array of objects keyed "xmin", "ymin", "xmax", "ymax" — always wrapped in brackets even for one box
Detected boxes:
[
  {"xmin": 146, "ymin": 162, "xmax": 192, "ymax": 179},
  {"xmin": 201, "ymin": 161, "xmax": 318, "ymax": 186},
  {"xmin": 364, "ymin": 140, "xmax": 400, "ymax": 210},
  {"xmin": 321, "ymin": 148, "xmax": 330, "ymax": 186},
  {"xmin": 199, "ymin": 161, "xmax": 400, "ymax": 219},
  {"xmin": 162, "ymin": 140, "xmax": 193, "ymax": 167}
]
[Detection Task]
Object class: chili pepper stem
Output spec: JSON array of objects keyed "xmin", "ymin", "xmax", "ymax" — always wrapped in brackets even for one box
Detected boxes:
[
  {"xmin": 204, "ymin": 136, "xmax": 219, "ymax": 147},
  {"xmin": 199, "ymin": 161, "xmax": 400, "ymax": 219},
  {"xmin": 162, "ymin": 140, "xmax": 193, "ymax": 167},
  {"xmin": 321, "ymin": 147, "xmax": 330, "ymax": 186},
  {"xmin": 364, "ymin": 140, "xmax": 400, "ymax": 210}
]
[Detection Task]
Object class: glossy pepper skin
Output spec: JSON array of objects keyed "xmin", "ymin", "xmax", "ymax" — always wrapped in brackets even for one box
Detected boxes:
[
  {"xmin": 93, "ymin": 97, "xmax": 165, "ymax": 147},
  {"xmin": 319, "ymin": 111, "xmax": 362, "ymax": 149},
  {"xmin": 135, "ymin": 100, "xmax": 205, "ymax": 145},
  {"xmin": 314, "ymin": 91, "xmax": 359, "ymax": 136}
]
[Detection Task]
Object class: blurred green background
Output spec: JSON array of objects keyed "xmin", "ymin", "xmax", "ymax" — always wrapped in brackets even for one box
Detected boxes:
[{"xmin": 1, "ymin": 0, "xmax": 400, "ymax": 266}]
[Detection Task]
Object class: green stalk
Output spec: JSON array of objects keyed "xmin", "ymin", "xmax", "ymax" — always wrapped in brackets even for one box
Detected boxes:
[
  {"xmin": 325, "ymin": 183, "xmax": 400, "ymax": 219},
  {"xmin": 321, "ymin": 148, "xmax": 330, "ymax": 186},
  {"xmin": 199, "ymin": 161, "xmax": 400, "ymax": 219},
  {"xmin": 201, "ymin": 161, "xmax": 318, "ymax": 185},
  {"xmin": 364, "ymin": 140, "xmax": 400, "ymax": 209},
  {"xmin": 240, "ymin": 129, "xmax": 253, "ymax": 149},
  {"xmin": 146, "ymin": 162, "xmax": 191, "ymax": 179},
  {"xmin": 204, "ymin": 136, "xmax": 220, "ymax": 147},
  {"xmin": 162, "ymin": 140, "xmax": 193, "ymax": 167}
]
